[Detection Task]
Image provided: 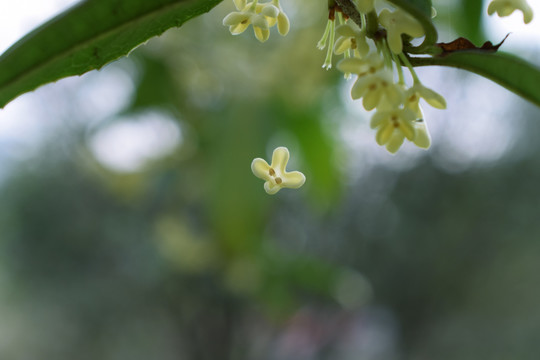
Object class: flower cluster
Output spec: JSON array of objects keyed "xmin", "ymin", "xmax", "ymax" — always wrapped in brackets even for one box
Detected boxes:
[
  {"xmin": 223, "ymin": 0, "xmax": 290, "ymax": 42},
  {"xmin": 487, "ymin": 0, "xmax": 534, "ymax": 24},
  {"xmin": 321, "ymin": 3, "xmax": 446, "ymax": 154}
]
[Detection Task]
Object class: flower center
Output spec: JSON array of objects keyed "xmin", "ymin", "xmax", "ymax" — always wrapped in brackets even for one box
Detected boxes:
[
  {"xmin": 275, "ymin": 177, "xmax": 283, "ymax": 184},
  {"xmin": 391, "ymin": 115, "xmax": 399, "ymax": 128},
  {"xmin": 269, "ymin": 168, "xmax": 276, "ymax": 176}
]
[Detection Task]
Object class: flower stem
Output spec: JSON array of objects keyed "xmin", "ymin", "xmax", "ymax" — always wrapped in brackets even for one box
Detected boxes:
[{"xmin": 399, "ymin": 53, "xmax": 420, "ymax": 84}]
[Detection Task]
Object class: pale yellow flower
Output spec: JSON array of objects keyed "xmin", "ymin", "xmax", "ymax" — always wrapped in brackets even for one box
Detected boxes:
[
  {"xmin": 488, "ymin": 0, "xmax": 533, "ymax": 23},
  {"xmin": 336, "ymin": 52, "xmax": 384, "ymax": 76},
  {"xmin": 404, "ymin": 83, "xmax": 446, "ymax": 117},
  {"xmin": 370, "ymin": 108, "xmax": 417, "ymax": 153},
  {"xmin": 223, "ymin": 2, "xmax": 279, "ymax": 42},
  {"xmin": 351, "ymin": 69, "xmax": 404, "ymax": 110},
  {"xmin": 334, "ymin": 23, "xmax": 370, "ymax": 57},
  {"xmin": 251, "ymin": 147, "xmax": 306, "ymax": 195},
  {"xmin": 378, "ymin": 8, "xmax": 425, "ymax": 54}
]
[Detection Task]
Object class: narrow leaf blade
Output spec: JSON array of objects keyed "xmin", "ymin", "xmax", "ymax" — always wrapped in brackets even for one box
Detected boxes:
[{"xmin": 0, "ymin": 0, "xmax": 224, "ymax": 108}]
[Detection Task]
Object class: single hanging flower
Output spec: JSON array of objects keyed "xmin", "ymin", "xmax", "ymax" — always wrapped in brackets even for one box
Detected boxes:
[
  {"xmin": 251, "ymin": 147, "xmax": 306, "ymax": 195},
  {"xmin": 487, "ymin": 0, "xmax": 533, "ymax": 24},
  {"xmin": 404, "ymin": 82, "xmax": 446, "ymax": 117},
  {"xmin": 378, "ymin": 8, "xmax": 425, "ymax": 54}
]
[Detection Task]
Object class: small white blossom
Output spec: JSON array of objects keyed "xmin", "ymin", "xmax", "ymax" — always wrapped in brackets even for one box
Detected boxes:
[
  {"xmin": 378, "ymin": 8, "xmax": 425, "ymax": 54},
  {"xmin": 251, "ymin": 147, "xmax": 306, "ymax": 195},
  {"xmin": 488, "ymin": 0, "xmax": 533, "ymax": 24}
]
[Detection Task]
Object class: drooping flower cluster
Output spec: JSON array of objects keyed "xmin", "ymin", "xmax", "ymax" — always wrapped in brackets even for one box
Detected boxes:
[
  {"xmin": 487, "ymin": 0, "xmax": 534, "ymax": 24},
  {"xmin": 223, "ymin": 0, "xmax": 290, "ymax": 42},
  {"xmin": 322, "ymin": 3, "xmax": 446, "ymax": 153}
]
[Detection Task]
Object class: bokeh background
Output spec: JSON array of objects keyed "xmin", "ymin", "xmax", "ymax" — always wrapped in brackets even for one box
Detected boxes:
[{"xmin": 1, "ymin": 0, "xmax": 540, "ymax": 359}]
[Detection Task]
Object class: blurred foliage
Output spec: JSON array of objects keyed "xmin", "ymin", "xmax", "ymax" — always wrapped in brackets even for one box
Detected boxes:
[{"xmin": 1, "ymin": 1, "xmax": 540, "ymax": 360}]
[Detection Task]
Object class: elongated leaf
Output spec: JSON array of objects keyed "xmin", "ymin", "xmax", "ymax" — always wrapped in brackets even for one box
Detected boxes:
[
  {"xmin": 387, "ymin": 0, "xmax": 437, "ymax": 53},
  {"xmin": 410, "ymin": 52, "xmax": 540, "ymax": 107},
  {"xmin": 0, "ymin": 0, "xmax": 224, "ymax": 108}
]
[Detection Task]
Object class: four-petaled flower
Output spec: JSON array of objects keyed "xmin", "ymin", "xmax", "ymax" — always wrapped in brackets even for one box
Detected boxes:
[
  {"xmin": 351, "ymin": 69, "xmax": 404, "ymax": 110},
  {"xmin": 251, "ymin": 147, "xmax": 306, "ymax": 194},
  {"xmin": 378, "ymin": 8, "xmax": 425, "ymax": 54},
  {"xmin": 223, "ymin": 2, "xmax": 279, "ymax": 42},
  {"xmin": 334, "ymin": 24, "xmax": 370, "ymax": 58},
  {"xmin": 370, "ymin": 108, "xmax": 417, "ymax": 153},
  {"xmin": 405, "ymin": 82, "xmax": 447, "ymax": 117},
  {"xmin": 488, "ymin": 0, "xmax": 533, "ymax": 24}
]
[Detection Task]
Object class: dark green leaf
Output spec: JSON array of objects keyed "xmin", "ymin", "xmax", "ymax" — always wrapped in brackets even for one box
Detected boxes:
[
  {"xmin": 454, "ymin": 0, "xmax": 485, "ymax": 45},
  {"xmin": 410, "ymin": 51, "xmax": 540, "ymax": 107},
  {"xmin": 0, "ymin": 0, "xmax": 224, "ymax": 108}
]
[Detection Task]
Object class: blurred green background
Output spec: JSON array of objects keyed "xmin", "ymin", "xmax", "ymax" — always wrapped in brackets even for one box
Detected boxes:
[{"xmin": 1, "ymin": 0, "xmax": 540, "ymax": 359}]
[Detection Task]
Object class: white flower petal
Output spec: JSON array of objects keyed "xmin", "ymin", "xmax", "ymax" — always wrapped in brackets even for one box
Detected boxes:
[
  {"xmin": 251, "ymin": 158, "xmax": 271, "ymax": 180},
  {"xmin": 386, "ymin": 132, "xmax": 405, "ymax": 154},
  {"xmin": 277, "ymin": 12, "xmax": 290, "ymax": 35},
  {"xmin": 282, "ymin": 171, "xmax": 306, "ymax": 189},
  {"xmin": 271, "ymin": 147, "xmax": 290, "ymax": 173},
  {"xmin": 223, "ymin": 12, "xmax": 249, "ymax": 26},
  {"xmin": 264, "ymin": 181, "xmax": 281, "ymax": 195},
  {"xmin": 261, "ymin": 4, "xmax": 279, "ymax": 18},
  {"xmin": 254, "ymin": 27, "xmax": 270, "ymax": 42},
  {"xmin": 412, "ymin": 121, "xmax": 431, "ymax": 149},
  {"xmin": 376, "ymin": 123, "xmax": 394, "ymax": 145}
]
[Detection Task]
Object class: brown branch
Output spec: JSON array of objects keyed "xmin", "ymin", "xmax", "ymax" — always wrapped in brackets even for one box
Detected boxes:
[{"xmin": 334, "ymin": 0, "xmax": 363, "ymax": 28}]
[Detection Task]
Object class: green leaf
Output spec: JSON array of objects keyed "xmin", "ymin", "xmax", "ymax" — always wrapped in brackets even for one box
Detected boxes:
[
  {"xmin": 410, "ymin": 52, "xmax": 540, "ymax": 107},
  {"xmin": 454, "ymin": 0, "xmax": 485, "ymax": 45},
  {"xmin": 0, "ymin": 0, "xmax": 224, "ymax": 109},
  {"xmin": 387, "ymin": 0, "xmax": 437, "ymax": 53}
]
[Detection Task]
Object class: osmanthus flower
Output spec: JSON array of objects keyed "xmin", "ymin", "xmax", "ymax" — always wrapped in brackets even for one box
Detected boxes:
[
  {"xmin": 404, "ymin": 82, "xmax": 446, "ymax": 117},
  {"xmin": 488, "ymin": 0, "xmax": 533, "ymax": 24},
  {"xmin": 351, "ymin": 69, "xmax": 404, "ymax": 110},
  {"xmin": 223, "ymin": 2, "xmax": 279, "ymax": 42},
  {"xmin": 251, "ymin": 147, "xmax": 306, "ymax": 195},
  {"xmin": 337, "ymin": 52, "xmax": 384, "ymax": 76},
  {"xmin": 378, "ymin": 8, "xmax": 425, "ymax": 54},
  {"xmin": 334, "ymin": 23, "xmax": 370, "ymax": 57},
  {"xmin": 370, "ymin": 107, "xmax": 418, "ymax": 153}
]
